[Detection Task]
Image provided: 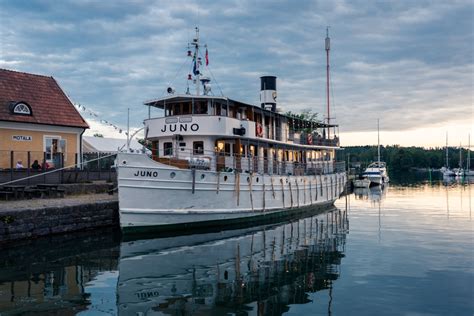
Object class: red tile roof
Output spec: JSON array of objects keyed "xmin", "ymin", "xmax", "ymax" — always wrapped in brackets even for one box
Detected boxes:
[{"xmin": 0, "ymin": 68, "xmax": 89, "ymax": 128}]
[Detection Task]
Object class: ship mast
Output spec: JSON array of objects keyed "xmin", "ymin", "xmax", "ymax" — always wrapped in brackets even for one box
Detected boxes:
[
  {"xmin": 192, "ymin": 27, "xmax": 201, "ymax": 95},
  {"xmin": 325, "ymin": 27, "xmax": 331, "ymax": 138}
]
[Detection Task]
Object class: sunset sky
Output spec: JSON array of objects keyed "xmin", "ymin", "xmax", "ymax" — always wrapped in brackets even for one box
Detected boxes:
[{"xmin": 1, "ymin": 0, "xmax": 472, "ymax": 148}]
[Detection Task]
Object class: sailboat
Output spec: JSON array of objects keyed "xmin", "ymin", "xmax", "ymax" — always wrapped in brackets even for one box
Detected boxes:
[
  {"xmin": 456, "ymin": 134, "xmax": 474, "ymax": 177},
  {"xmin": 362, "ymin": 119, "xmax": 389, "ymax": 186},
  {"xmin": 455, "ymin": 142, "xmax": 464, "ymax": 176},
  {"xmin": 441, "ymin": 132, "xmax": 455, "ymax": 177}
]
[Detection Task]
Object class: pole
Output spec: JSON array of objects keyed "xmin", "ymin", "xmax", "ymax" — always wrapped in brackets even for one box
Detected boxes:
[
  {"xmin": 466, "ymin": 134, "xmax": 471, "ymax": 172},
  {"xmin": 325, "ymin": 27, "xmax": 331, "ymax": 139},
  {"xmin": 446, "ymin": 132, "xmax": 449, "ymax": 168},
  {"xmin": 377, "ymin": 119, "xmax": 380, "ymax": 165},
  {"xmin": 126, "ymin": 108, "xmax": 130, "ymax": 152}
]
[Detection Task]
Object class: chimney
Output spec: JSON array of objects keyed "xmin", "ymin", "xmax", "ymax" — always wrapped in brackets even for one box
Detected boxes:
[{"xmin": 260, "ymin": 76, "xmax": 277, "ymax": 111}]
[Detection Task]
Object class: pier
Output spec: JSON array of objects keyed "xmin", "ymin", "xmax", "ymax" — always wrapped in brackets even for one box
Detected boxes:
[{"xmin": 0, "ymin": 192, "xmax": 118, "ymax": 244}]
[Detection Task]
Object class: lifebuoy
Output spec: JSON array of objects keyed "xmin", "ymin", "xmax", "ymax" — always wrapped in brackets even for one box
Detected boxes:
[
  {"xmin": 256, "ymin": 123, "xmax": 263, "ymax": 137},
  {"xmin": 307, "ymin": 133, "xmax": 313, "ymax": 145}
]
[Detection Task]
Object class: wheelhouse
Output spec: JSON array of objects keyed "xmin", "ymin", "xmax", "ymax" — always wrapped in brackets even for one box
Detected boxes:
[{"xmin": 143, "ymin": 94, "xmax": 343, "ymax": 175}]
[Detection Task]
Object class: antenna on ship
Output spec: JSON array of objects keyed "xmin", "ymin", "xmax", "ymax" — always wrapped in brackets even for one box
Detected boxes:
[
  {"xmin": 188, "ymin": 26, "xmax": 212, "ymax": 96},
  {"xmin": 325, "ymin": 26, "xmax": 331, "ymax": 138}
]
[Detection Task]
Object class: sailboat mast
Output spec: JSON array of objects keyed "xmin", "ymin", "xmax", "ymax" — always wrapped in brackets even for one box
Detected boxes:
[
  {"xmin": 446, "ymin": 132, "xmax": 449, "ymax": 168},
  {"xmin": 325, "ymin": 27, "xmax": 330, "ymax": 139},
  {"xmin": 468, "ymin": 134, "xmax": 471, "ymax": 170},
  {"xmin": 459, "ymin": 142, "xmax": 462, "ymax": 169},
  {"xmin": 377, "ymin": 119, "xmax": 380, "ymax": 165}
]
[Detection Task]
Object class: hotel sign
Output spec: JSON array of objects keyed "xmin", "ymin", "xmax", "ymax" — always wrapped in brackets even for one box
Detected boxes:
[{"xmin": 12, "ymin": 135, "xmax": 32, "ymax": 141}]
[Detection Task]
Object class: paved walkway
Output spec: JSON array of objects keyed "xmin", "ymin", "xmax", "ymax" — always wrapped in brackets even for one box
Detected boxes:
[{"xmin": 0, "ymin": 193, "xmax": 117, "ymax": 212}]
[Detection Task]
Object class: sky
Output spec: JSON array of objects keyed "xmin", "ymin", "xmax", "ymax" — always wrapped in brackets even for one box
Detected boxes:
[{"xmin": 0, "ymin": 0, "xmax": 472, "ymax": 148}]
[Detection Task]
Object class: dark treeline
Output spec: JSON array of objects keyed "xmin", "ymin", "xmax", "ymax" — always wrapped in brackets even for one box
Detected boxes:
[{"xmin": 339, "ymin": 145, "xmax": 471, "ymax": 172}]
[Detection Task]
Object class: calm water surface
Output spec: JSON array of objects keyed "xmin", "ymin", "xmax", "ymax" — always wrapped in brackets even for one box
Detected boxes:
[{"xmin": 0, "ymin": 181, "xmax": 472, "ymax": 315}]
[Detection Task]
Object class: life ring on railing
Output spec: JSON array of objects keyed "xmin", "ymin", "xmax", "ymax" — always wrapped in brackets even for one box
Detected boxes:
[
  {"xmin": 307, "ymin": 133, "xmax": 313, "ymax": 145},
  {"xmin": 256, "ymin": 123, "xmax": 263, "ymax": 137}
]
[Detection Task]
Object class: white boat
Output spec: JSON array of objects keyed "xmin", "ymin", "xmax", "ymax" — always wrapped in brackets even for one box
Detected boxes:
[
  {"xmin": 116, "ymin": 28, "xmax": 347, "ymax": 232},
  {"xmin": 455, "ymin": 134, "xmax": 474, "ymax": 177},
  {"xmin": 362, "ymin": 120, "xmax": 389, "ymax": 186}
]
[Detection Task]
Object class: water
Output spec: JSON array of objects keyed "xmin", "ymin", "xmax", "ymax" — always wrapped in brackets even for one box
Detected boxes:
[{"xmin": 0, "ymin": 181, "xmax": 472, "ymax": 315}]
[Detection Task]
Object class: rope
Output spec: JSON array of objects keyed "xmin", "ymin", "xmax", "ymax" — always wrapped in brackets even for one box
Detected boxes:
[
  {"xmin": 249, "ymin": 173, "xmax": 254, "ymax": 211},
  {"xmin": 198, "ymin": 50, "xmax": 225, "ymax": 96},
  {"xmin": 280, "ymin": 178, "xmax": 285, "ymax": 207},
  {"xmin": 0, "ymin": 153, "xmax": 117, "ymax": 186}
]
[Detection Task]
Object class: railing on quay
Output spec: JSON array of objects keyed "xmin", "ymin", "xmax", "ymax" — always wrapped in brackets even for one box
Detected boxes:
[{"xmin": 0, "ymin": 150, "xmax": 117, "ymax": 185}]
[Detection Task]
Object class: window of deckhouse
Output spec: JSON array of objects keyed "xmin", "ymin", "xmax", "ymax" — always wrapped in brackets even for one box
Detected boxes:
[
  {"xmin": 194, "ymin": 101, "xmax": 208, "ymax": 114},
  {"xmin": 193, "ymin": 141, "xmax": 204, "ymax": 155},
  {"xmin": 164, "ymin": 142, "xmax": 173, "ymax": 156}
]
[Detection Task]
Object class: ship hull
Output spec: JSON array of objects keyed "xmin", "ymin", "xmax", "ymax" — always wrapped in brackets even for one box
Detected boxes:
[{"xmin": 117, "ymin": 153, "xmax": 347, "ymax": 232}]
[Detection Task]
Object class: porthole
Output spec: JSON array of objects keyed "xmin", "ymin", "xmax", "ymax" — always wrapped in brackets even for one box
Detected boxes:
[
  {"xmin": 201, "ymin": 174, "xmax": 206, "ymax": 180},
  {"xmin": 224, "ymin": 175, "xmax": 228, "ymax": 182},
  {"xmin": 170, "ymin": 172, "xmax": 176, "ymax": 178},
  {"xmin": 286, "ymin": 178, "xmax": 289, "ymax": 184},
  {"xmin": 256, "ymin": 177, "xmax": 259, "ymax": 183},
  {"xmin": 122, "ymin": 160, "xmax": 127, "ymax": 165}
]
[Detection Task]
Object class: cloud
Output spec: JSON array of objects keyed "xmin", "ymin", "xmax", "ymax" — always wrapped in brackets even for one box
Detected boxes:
[{"xmin": 0, "ymin": 0, "xmax": 472, "ymax": 146}]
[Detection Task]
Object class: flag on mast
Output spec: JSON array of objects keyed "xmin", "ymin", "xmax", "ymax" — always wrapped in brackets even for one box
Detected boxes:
[
  {"xmin": 193, "ymin": 53, "xmax": 199, "ymax": 75},
  {"xmin": 205, "ymin": 48, "xmax": 209, "ymax": 66}
]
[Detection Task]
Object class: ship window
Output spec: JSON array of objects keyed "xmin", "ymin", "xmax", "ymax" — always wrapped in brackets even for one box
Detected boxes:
[
  {"xmin": 224, "ymin": 143, "xmax": 231, "ymax": 156},
  {"xmin": 193, "ymin": 141, "xmax": 204, "ymax": 154},
  {"xmin": 194, "ymin": 101, "xmax": 208, "ymax": 115},
  {"xmin": 163, "ymin": 142, "xmax": 173, "ymax": 156},
  {"xmin": 221, "ymin": 104, "xmax": 227, "ymax": 116},
  {"xmin": 152, "ymin": 141, "xmax": 159, "ymax": 158},
  {"xmin": 182, "ymin": 102, "xmax": 191, "ymax": 115}
]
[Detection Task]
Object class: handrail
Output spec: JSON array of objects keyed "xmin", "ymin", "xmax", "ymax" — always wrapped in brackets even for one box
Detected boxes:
[{"xmin": 150, "ymin": 147, "xmax": 345, "ymax": 176}]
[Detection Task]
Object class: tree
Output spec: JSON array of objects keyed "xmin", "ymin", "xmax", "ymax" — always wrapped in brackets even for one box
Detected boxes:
[{"xmin": 93, "ymin": 133, "xmax": 104, "ymax": 138}]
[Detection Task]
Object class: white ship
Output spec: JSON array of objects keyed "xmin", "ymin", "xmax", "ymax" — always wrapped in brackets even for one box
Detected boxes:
[{"xmin": 116, "ymin": 28, "xmax": 347, "ymax": 231}]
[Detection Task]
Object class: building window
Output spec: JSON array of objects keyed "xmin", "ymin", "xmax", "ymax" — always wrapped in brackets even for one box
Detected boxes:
[
  {"xmin": 44, "ymin": 137, "xmax": 67, "ymax": 166},
  {"xmin": 163, "ymin": 142, "xmax": 173, "ymax": 156},
  {"xmin": 193, "ymin": 141, "xmax": 204, "ymax": 154},
  {"xmin": 11, "ymin": 102, "xmax": 32, "ymax": 115}
]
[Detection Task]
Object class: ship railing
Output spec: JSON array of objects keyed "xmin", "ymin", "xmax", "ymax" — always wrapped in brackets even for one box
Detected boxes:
[
  {"xmin": 264, "ymin": 127, "xmax": 340, "ymax": 146},
  {"xmin": 151, "ymin": 148, "xmax": 346, "ymax": 176}
]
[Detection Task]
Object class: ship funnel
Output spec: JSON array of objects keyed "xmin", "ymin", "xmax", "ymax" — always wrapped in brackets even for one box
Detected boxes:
[{"xmin": 260, "ymin": 76, "xmax": 277, "ymax": 111}]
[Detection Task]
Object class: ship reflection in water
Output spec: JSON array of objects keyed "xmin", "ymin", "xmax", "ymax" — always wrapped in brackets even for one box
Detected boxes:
[
  {"xmin": 119, "ymin": 207, "xmax": 348, "ymax": 315},
  {"xmin": 0, "ymin": 207, "xmax": 348, "ymax": 315}
]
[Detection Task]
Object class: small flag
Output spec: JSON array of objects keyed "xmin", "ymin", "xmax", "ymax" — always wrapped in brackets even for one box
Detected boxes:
[
  {"xmin": 193, "ymin": 59, "xmax": 199, "ymax": 75},
  {"xmin": 205, "ymin": 48, "xmax": 209, "ymax": 66}
]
